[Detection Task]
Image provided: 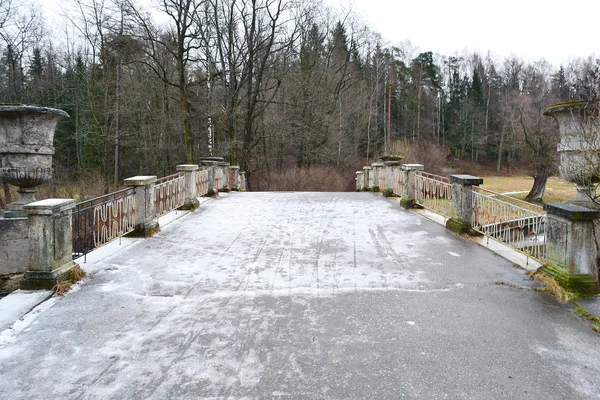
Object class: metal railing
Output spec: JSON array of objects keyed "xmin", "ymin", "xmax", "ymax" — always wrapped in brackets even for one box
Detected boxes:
[
  {"xmin": 472, "ymin": 187, "xmax": 546, "ymax": 261},
  {"xmin": 155, "ymin": 172, "xmax": 186, "ymax": 218},
  {"xmin": 415, "ymin": 171, "xmax": 454, "ymax": 218},
  {"xmin": 393, "ymin": 168, "xmax": 404, "ymax": 197},
  {"xmin": 72, "ymin": 188, "xmax": 137, "ymax": 260},
  {"xmin": 196, "ymin": 168, "xmax": 209, "ymax": 196}
]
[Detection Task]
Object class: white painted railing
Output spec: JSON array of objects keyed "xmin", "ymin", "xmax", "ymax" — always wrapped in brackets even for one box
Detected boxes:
[
  {"xmin": 154, "ymin": 172, "xmax": 186, "ymax": 218},
  {"xmin": 472, "ymin": 187, "xmax": 546, "ymax": 261},
  {"xmin": 415, "ymin": 171, "xmax": 454, "ymax": 218}
]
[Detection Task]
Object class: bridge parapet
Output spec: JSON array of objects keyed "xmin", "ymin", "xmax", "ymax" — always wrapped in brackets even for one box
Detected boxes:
[
  {"xmin": 355, "ymin": 161, "xmax": 599, "ymax": 292},
  {"xmin": 1, "ymin": 162, "xmax": 246, "ymax": 293}
]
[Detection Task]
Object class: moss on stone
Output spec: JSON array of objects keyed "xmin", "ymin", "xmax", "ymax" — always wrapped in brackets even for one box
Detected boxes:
[
  {"xmin": 382, "ymin": 188, "xmax": 394, "ymax": 197},
  {"xmin": 539, "ymin": 263, "xmax": 599, "ymax": 294},
  {"xmin": 371, "ymin": 185, "xmax": 380, "ymax": 192}
]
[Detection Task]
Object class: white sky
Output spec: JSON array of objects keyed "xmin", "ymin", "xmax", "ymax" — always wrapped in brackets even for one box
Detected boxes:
[
  {"xmin": 39, "ymin": 0, "xmax": 598, "ymax": 67},
  {"xmin": 325, "ymin": 0, "xmax": 599, "ymax": 66}
]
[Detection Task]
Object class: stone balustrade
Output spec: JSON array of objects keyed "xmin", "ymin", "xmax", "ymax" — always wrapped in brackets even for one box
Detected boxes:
[
  {"xmin": 0, "ymin": 162, "xmax": 246, "ymax": 293},
  {"xmin": 355, "ymin": 161, "xmax": 600, "ymax": 293}
]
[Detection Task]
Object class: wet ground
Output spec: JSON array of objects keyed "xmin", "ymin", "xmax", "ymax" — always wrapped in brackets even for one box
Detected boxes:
[{"xmin": 1, "ymin": 192, "xmax": 599, "ymax": 399}]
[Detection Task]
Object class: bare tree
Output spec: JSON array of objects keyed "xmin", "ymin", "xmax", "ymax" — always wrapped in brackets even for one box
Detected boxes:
[{"xmin": 127, "ymin": 0, "xmax": 205, "ymax": 163}]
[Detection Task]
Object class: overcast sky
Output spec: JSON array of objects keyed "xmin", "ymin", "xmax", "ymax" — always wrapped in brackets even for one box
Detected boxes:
[
  {"xmin": 325, "ymin": 0, "xmax": 599, "ymax": 66},
  {"xmin": 40, "ymin": 0, "xmax": 598, "ymax": 67}
]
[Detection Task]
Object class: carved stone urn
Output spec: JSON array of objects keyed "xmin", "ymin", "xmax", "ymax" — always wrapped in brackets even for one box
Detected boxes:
[
  {"xmin": 544, "ymin": 101, "xmax": 600, "ymax": 207},
  {"xmin": 0, "ymin": 105, "xmax": 69, "ymax": 216}
]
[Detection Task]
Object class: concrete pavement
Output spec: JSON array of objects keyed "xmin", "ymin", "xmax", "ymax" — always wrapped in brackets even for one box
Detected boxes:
[{"xmin": 1, "ymin": 192, "xmax": 599, "ymax": 399}]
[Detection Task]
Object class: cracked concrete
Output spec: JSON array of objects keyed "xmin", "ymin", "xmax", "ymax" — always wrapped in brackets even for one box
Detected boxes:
[{"xmin": 1, "ymin": 192, "xmax": 599, "ymax": 399}]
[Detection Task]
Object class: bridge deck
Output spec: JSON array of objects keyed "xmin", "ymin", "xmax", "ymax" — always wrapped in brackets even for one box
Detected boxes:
[{"xmin": 1, "ymin": 192, "xmax": 599, "ymax": 398}]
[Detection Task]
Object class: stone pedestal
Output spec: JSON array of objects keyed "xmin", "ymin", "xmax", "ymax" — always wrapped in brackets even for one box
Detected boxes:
[
  {"xmin": 124, "ymin": 176, "xmax": 159, "ymax": 236},
  {"xmin": 400, "ymin": 164, "xmax": 424, "ymax": 209},
  {"xmin": 446, "ymin": 174, "xmax": 483, "ymax": 235},
  {"xmin": 542, "ymin": 203, "xmax": 600, "ymax": 293},
  {"xmin": 20, "ymin": 199, "xmax": 79, "ymax": 290},
  {"xmin": 177, "ymin": 164, "xmax": 200, "ymax": 210},
  {"xmin": 0, "ymin": 217, "xmax": 29, "ymax": 293}
]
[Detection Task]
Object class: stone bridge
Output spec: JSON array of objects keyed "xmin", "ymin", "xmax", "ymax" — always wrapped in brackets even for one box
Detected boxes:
[{"xmin": 1, "ymin": 191, "xmax": 600, "ymax": 399}]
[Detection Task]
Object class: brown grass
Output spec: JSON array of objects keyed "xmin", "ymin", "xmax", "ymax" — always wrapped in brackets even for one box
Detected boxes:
[
  {"xmin": 54, "ymin": 266, "xmax": 88, "ymax": 296},
  {"xmin": 481, "ymin": 176, "xmax": 577, "ymax": 204},
  {"xmin": 261, "ymin": 166, "xmax": 352, "ymax": 192},
  {"xmin": 531, "ymin": 270, "xmax": 577, "ymax": 303}
]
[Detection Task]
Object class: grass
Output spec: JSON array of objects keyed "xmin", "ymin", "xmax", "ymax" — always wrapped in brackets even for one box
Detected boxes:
[
  {"xmin": 481, "ymin": 175, "xmax": 577, "ymax": 204},
  {"xmin": 530, "ymin": 270, "xmax": 578, "ymax": 303},
  {"xmin": 53, "ymin": 266, "xmax": 88, "ymax": 296}
]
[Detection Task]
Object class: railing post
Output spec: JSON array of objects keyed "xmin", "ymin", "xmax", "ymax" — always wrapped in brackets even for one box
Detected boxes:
[
  {"xmin": 400, "ymin": 164, "xmax": 423, "ymax": 209},
  {"xmin": 124, "ymin": 175, "xmax": 159, "ymax": 236},
  {"xmin": 363, "ymin": 166, "xmax": 372, "ymax": 190},
  {"xmin": 231, "ymin": 166, "xmax": 240, "ymax": 190},
  {"xmin": 542, "ymin": 203, "xmax": 599, "ymax": 293},
  {"xmin": 20, "ymin": 199, "xmax": 78, "ymax": 290},
  {"xmin": 176, "ymin": 164, "xmax": 200, "ymax": 210},
  {"xmin": 446, "ymin": 174, "xmax": 483, "ymax": 234}
]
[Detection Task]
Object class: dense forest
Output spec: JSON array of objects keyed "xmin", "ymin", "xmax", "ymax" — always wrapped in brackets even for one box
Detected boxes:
[{"xmin": 0, "ymin": 0, "xmax": 597, "ymax": 199}]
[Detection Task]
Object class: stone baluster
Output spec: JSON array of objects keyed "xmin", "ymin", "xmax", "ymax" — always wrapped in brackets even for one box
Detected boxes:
[{"xmin": 124, "ymin": 175, "xmax": 159, "ymax": 236}]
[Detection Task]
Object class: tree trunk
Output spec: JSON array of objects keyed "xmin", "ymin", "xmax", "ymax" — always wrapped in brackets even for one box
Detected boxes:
[{"xmin": 525, "ymin": 166, "xmax": 551, "ymax": 202}]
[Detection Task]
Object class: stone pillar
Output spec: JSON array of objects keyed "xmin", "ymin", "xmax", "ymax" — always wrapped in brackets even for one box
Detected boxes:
[
  {"xmin": 356, "ymin": 171, "xmax": 364, "ymax": 191},
  {"xmin": 200, "ymin": 161, "xmax": 218, "ymax": 193},
  {"xmin": 363, "ymin": 166, "xmax": 372, "ymax": 190},
  {"xmin": 384, "ymin": 161, "xmax": 400, "ymax": 191},
  {"xmin": 176, "ymin": 164, "xmax": 200, "ymax": 210},
  {"xmin": 231, "ymin": 166, "xmax": 240, "ymax": 190},
  {"xmin": 400, "ymin": 164, "xmax": 424, "ymax": 209},
  {"xmin": 542, "ymin": 203, "xmax": 599, "ymax": 293},
  {"xmin": 445, "ymin": 174, "xmax": 483, "ymax": 234},
  {"xmin": 124, "ymin": 175, "xmax": 159, "ymax": 236},
  {"xmin": 371, "ymin": 162, "xmax": 384, "ymax": 190},
  {"xmin": 218, "ymin": 162, "xmax": 230, "ymax": 191},
  {"xmin": 240, "ymin": 172, "xmax": 247, "ymax": 191},
  {"xmin": 20, "ymin": 199, "xmax": 79, "ymax": 290}
]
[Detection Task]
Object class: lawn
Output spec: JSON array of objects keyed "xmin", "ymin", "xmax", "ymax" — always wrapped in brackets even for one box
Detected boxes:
[{"xmin": 481, "ymin": 175, "xmax": 577, "ymax": 204}]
